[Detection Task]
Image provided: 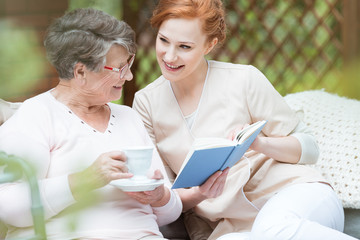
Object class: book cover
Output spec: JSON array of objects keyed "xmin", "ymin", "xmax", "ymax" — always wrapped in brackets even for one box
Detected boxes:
[{"xmin": 172, "ymin": 120, "xmax": 267, "ymax": 189}]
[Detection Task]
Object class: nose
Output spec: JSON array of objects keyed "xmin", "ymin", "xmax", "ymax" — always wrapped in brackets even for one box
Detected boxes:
[
  {"xmin": 164, "ymin": 46, "xmax": 177, "ymax": 63},
  {"xmin": 122, "ymin": 68, "xmax": 133, "ymax": 81}
]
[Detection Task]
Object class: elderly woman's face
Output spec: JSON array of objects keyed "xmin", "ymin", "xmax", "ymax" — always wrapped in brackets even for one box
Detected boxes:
[{"xmin": 83, "ymin": 44, "xmax": 133, "ymax": 103}]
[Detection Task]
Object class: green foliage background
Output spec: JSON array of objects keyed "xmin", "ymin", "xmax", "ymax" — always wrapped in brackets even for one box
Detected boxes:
[
  {"xmin": 0, "ymin": 0, "xmax": 358, "ymax": 100},
  {"xmin": 0, "ymin": 21, "xmax": 45, "ymax": 99},
  {"xmin": 68, "ymin": 0, "xmax": 122, "ymax": 18},
  {"xmin": 58, "ymin": 0, "xmax": 360, "ymax": 100}
]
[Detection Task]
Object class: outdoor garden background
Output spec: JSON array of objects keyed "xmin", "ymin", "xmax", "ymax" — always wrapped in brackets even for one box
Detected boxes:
[{"xmin": 0, "ymin": 0, "xmax": 359, "ymax": 105}]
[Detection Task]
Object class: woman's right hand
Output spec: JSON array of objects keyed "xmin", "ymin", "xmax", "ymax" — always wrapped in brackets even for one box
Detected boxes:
[
  {"xmin": 178, "ymin": 167, "xmax": 229, "ymax": 212},
  {"xmin": 68, "ymin": 151, "xmax": 133, "ymax": 200},
  {"xmin": 197, "ymin": 167, "xmax": 229, "ymax": 199}
]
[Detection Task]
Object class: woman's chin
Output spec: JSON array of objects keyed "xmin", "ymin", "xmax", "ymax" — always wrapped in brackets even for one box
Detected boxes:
[{"xmin": 108, "ymin": 93, "xmax": 122, "ymax": 103}]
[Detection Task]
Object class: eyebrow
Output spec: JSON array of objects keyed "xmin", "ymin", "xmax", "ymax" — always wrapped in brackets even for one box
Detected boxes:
[
  {"xmin": 120, "ymin": 54, "xmax": 133, "ymax": 65},
  {"xmin": 158, "ymin": 32, "xmax": 195, "ymax": 45},
  {"xmin": 107, "ymin": 56, "xmax": 128, "ymax": 68}
]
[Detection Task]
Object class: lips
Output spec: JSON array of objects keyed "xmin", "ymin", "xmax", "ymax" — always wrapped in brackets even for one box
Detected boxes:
[{"xmin": 163, "ymin": 60, "xmax": 184, "ymax": 71}]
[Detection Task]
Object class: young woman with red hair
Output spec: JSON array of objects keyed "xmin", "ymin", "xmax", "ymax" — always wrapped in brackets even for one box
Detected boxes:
[{"xmin": 133, "ymin": 0, "xmax": 355, "ymax": 239}]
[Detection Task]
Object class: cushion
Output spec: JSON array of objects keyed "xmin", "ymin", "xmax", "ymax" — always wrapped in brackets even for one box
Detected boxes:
[
  {"xmin": 0, "ymin": 99, "xmax": 21, "ymax": 126},
  {"xmin": 284, "ymin": 90, "xmax": 360, "ymax": 209}
]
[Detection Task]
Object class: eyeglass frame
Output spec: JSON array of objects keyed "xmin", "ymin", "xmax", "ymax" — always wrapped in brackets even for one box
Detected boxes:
[{"xmin": 104, "ymin": 54, "xmax": 135, "ymax": 79}]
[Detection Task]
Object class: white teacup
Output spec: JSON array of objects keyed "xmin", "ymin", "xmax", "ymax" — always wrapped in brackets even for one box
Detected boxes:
[{"xmin": 122, "ymin": 146, "xmax": 154, "ymax": 182}]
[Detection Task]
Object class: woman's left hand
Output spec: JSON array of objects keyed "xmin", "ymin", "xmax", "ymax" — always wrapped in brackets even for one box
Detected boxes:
[
  {"xmin": 228, "ymin": 123, "xmax": 261, "ymax": 151},
  {"xmin": 227, "ymin": 124, "xmax": 249, "ymax": 140},
  {"xmin": 126, "ymin": 169, "xmax": 170, "ymax": 207}
]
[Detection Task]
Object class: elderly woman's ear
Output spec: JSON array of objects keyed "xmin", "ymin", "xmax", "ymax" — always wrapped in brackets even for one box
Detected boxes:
[{"xmin": 73, "ymin": 62, "xmax": 86, "ymax": 81}]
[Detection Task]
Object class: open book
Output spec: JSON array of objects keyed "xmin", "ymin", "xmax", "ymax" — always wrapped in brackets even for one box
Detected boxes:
[{"xmin": 172, "ymin": 120, "xmax": 267, "ymax": 189}]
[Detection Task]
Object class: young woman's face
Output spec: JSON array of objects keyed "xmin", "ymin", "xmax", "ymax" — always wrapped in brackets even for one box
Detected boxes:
[
  {"xmin": 156, "ymin": 18, "xmax": 212, "ymax": 83},
  {"xmin": 84, "ymin": 44, "xmax": 133, "ymax": 103}
]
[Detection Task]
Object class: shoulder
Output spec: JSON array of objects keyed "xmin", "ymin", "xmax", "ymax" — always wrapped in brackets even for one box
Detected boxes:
[
  {"xmin": 134, "ymin": 76, "xmax": 168, "ymax": 100},
  {"xmin": 208, "ymin": 60, "xmax": 256, "ymax": 72},
  {"xmin": 133, "ymin": 76, "xmax": 170, "ymax": 113},
  {"xmin": 0, "ymin": 92, "xmax": 54, "ymax": 138},
  {"xmin": 15, "ymin": 92, "xmax": 53, "ymax": 118},
  {"xmin": 208, "ymin": 61, "xmax": 264, "ymax": 81},
  {"xmin": 207, "ymin": 61, "xmax": 268, "ymax": 88},
  {"xmin": 0, "ymin": 99, "xmax": 21, "ymax": 125}
]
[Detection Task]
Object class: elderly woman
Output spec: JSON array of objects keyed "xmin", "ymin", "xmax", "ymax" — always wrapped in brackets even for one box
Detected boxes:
[{"xmin": 0, "ymin": 8, "xmax": 181, "ymax": 240}]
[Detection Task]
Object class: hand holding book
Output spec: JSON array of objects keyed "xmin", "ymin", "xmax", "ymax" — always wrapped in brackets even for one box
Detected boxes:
[{"xmin": 172, "ymin": 120, "xmax": 267, "ymax": 189}]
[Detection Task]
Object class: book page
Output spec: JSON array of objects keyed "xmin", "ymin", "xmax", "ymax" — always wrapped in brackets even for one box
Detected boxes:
[
  {"xmin": 193, "ymin": 137, "xmax": 235, "ymax": 150},
  {"xmin": 177, "ymin": 137, "xmax": 235, "ymax": 176},
  {"xmin": 235, "ymin": 120, "xmax": 267, "ymax": 144}
]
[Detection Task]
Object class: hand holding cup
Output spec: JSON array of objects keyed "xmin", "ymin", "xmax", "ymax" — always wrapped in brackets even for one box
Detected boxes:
[{"xmin": 122, "ymin": 146, "xmax": 154, "ymax": 182}]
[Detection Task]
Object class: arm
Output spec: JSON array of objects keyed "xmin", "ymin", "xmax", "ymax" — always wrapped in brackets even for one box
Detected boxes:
[
  {"xmin": 0, "ymin": 102, "xmax": 74, "ymax": 227},
  {"xmin": 125, "ymin": 110, "xmax": 183, "ymax": 225},
  {"xmin": 242, "ymin": 66, "xmax": 317, "ymax": 164},
  {"xmin": 125, "ymin": 169, "xmax": 182, "ymax": 226},
  {"xmin": 0, "ymin": 135, "xmax": 75, "ymax": 227},
  {"xmin": 152, "ymin": 185, "xmax": 182, "ymax": 226},
  {"xmin": 177, "ymin": 168, "xmax": 229, "ymax": 212},
  {"xmin": 251, "ymin": 135, "xmax": 301, "ymax": 164},
  {"xmin": 250, "ymin": 121, "xmax": 319, "ymax": 164},
  {"xmin": 68, "ymin": 151, "xmax": 132, "ymax": 201},
  {"xmin": 289, "ymin": 121, "xmax": 319, "ymax": 164}
]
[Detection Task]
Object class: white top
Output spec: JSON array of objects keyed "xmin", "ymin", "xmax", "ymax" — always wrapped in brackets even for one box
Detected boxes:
[
  {"xmin": 0, "ymin": 91, "xmax": 182, "ymax": 240},
  {"xmin": 0, "ymin": 99, "xmax": 21, "ymax": 125}
]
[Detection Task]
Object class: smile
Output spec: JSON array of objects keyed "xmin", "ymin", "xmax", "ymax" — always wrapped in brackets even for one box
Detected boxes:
[{"xmin": 163, "ymin": 60, "xmax": 184, "ymax": 70}]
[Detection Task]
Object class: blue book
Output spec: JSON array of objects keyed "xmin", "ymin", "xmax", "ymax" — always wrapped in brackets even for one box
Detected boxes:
[{"xmin": 172, "ymin": 120, "xmax": 267, "ymax": 189}]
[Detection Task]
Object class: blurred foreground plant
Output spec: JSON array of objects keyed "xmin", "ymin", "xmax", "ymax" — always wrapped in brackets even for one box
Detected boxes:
[
  {"xmin": 0, "ymin": 150, "xmax": 101, "ymax": 239},
  {"xmin": 0, "ymin": 151, "xmax": 47, "ymax": 240}
]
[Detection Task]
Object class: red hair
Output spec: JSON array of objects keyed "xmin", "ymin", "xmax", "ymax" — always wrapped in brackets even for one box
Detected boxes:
[{"xmin": 151, "ymin": 0, "xmax": 226, "ymax": 44}]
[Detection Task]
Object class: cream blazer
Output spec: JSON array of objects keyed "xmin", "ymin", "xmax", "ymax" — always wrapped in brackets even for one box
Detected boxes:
[{"xmin": 133, "ymin": 61, "xmax": 326, "ymax": 239}]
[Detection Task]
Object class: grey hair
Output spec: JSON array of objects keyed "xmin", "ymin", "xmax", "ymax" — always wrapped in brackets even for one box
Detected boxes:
[{"xmin": 44, "ymin": 8, "xmax": 136, "ymax": 80}]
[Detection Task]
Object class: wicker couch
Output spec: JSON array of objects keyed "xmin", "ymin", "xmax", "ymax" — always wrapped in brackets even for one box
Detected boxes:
[{"xmin": 1, "ymin": 90, "xmax": 360, "ymax": 239}]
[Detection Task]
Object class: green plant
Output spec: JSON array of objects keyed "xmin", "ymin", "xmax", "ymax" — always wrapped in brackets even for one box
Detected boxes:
[{"xmin": 0, "ymin": 151, "xmax": 47, "ymax": 240}]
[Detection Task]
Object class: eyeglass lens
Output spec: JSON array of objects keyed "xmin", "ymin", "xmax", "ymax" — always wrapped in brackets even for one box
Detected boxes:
[{"xmin": 120, "ymin": 55, "xmax": 135, "ymax": 78}]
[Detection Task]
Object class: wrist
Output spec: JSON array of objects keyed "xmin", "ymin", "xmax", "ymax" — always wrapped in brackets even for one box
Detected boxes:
[
  {"xmin": 251, "ymin": 136, "xmax": 266, "ymax": 153},
  {"xmin": 193, "ymin": 186, "xmax": 208, "ymax": 202},
  {"xmin": 68, "ymin": 171, "xmax": 97, "ymax": 201},
  {"xmin": 151, "ymin": 186, "xmax": 170, "ymax": 207}
]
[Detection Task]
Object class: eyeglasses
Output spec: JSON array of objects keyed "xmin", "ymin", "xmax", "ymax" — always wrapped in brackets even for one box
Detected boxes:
[{"xmin": 104, "ymin": 54, "xmax": 135, "ymax": 79}]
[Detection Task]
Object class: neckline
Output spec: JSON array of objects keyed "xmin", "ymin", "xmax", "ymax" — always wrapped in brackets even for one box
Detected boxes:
[
  {"xmin": 46, "ymin": 90, "xmax": 115, "ymax": 134},
  {"xmin": 168, "ymin": 60, "xmax": 210, "ymax": 134}
]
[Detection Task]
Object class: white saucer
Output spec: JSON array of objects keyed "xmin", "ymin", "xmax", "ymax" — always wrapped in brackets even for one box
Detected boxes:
[{"xmin": 110, "ymin": 178, "xmax": 164, "ymax": 192}]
